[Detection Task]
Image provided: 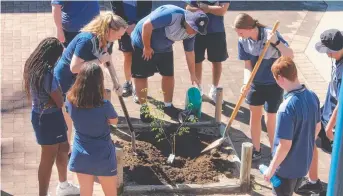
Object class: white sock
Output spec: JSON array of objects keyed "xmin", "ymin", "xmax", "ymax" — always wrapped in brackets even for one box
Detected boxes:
[
  {"xmin": 211, "ymin": 84, "xmax": 217, "ymax": 89},
  {"xmin": 164, "ymin": 102, "xmax": 172, "ymax": 107},
  {"xmin": 309, "ymin": 179, "xmax": 317, "ymax": 184},
  {"xmin": 59, "ymin": 181, "xmax": 69, "ymax": 189}
]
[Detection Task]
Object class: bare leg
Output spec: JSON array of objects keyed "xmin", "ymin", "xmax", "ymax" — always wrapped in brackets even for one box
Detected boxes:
[
  {"xmin": 211, "ymin": 62, "xmax": 222, "ymax": 87},
  {"xmin": 76, "ymin": 173, "xmax": 94, "ymax": 196},
  {"xmin": 98, "ymin": 176, "xmax": 118, "ymax": 196},
  {"xmin": 55, "ymin": 141, "xmax": 70, "ymax": 183},
  {"xmin": 249, "ymin": 105, "xmax": 264, "ymax": 151},
  {"xmin": 133, "ymin": 78, "xmax": 148, "ymax": 104},
  {"xmin": 195, "ymin": 62, "xmax": 203, "ymax": 85},
  {"xmin": 265, "ymin": 112, "xmax": 277, "ymax": 152},
  {"xmin": 162, "ymin": 76, "xmax": 174, "ymax": 103},
  {"xmin": 123, "ymin": 52, "xmax": 132, "ymax": 82},
  {"xmin": 62, "ymin": 108, "xmax": 73, "ymax": 153}
]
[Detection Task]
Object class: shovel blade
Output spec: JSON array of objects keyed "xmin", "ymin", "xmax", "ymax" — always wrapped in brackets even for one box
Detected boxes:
[
  {"xmin": 201, "ymin": 137, "xmax": 225, "ymax": 153},
  {"xmin": 167, "ymin": 154, "xmax": 175, "ymax": 164}
]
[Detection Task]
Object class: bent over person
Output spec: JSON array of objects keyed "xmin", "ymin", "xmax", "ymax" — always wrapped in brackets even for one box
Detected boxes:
[{"xmin": 130, "ymin": 5, "xmax": 209, "ymax": 123}]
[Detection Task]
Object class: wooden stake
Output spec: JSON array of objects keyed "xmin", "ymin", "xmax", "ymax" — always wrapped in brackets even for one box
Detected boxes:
[
  {"xmin": 239, "ymin": 142, "xmax": 253, "ymax": 192},
  {"xmin": 215, "ymin": 87, "xmax": 223, "ymax": 124}
]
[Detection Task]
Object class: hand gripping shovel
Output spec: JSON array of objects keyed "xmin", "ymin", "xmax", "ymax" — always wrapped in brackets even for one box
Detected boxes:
[
  {"xmin": 201, "ymin": 21, "xmax": 280, "ymax": 153},
  {"xmin": 106, "ymin": 62, "xmax": 137, "ymax": 154}
]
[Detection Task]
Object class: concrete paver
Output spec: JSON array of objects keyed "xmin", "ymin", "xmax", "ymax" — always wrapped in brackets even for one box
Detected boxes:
[{"xmin": 1, "ymin": 1, "xmax": 340, "ymax": 195}]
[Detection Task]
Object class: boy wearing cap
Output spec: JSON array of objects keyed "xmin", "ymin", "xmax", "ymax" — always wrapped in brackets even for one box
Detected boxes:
[
  {"xmin": 296, "ymin": 29, "xmax": 343, "ymax": 194},
  {"xmin": 264, "ymin": 56, "xmax": 321, "ymax": 196},
  {"xmin": 130, "ymin": 4, "xmax": 209, "ymax": 123},
  {"xmin": 186, "ymin": 1, "xmax": 230, "ymax": 103}
]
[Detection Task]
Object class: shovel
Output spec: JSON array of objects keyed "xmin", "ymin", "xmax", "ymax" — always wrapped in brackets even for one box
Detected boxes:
[
  {"xmin": 105, "ymin": 62, "xmax": 137, "ymax": 154},
  {"xmin": 201, "ymin": 21, "xmax": 280, "ymax": 153}
]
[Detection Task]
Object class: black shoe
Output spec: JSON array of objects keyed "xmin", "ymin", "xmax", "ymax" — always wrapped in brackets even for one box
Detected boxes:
[
  {"xmin": 252, "ymin": 150, "xmax": 262, "ymax": 161},
  {"xmin": 163, "ymin": 104, "xmax": 180, "ymax": 120},
  {"xmin": 295, "ymin": 178, "xmax": 323, "ymax": 194},
  {"xmin": 122, "ymin": 81, "xmax": 133, "ymax": 97},
  {"xmin": 140, "ymin": 104, "xmax": 154, "ymax": 123}
]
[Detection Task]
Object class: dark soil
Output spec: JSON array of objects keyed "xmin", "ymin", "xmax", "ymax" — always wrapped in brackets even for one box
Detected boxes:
[{"xmin": 115, "ymin": 128, "xmax": 237, "ymax": 185}]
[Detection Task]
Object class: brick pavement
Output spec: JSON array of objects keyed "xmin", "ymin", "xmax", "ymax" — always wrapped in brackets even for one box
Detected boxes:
[{"xmin": 0, "ymin": 1, "xmax": 334, "ymax": 195}]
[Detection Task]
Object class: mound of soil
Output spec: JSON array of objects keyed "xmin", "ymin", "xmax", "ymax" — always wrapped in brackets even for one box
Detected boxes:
[{"xmin": 115, "ymin": 129, "xmax": 236, "ymax": 185}]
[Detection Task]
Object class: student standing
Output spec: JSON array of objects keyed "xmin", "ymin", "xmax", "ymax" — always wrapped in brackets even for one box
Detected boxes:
[
  {"xmin": 66, "ymin": 63, "xmax": 119, "ymax": 196},
  {"xmin": 23, "ymin": 37, "xmax": 79, "ymax": 196},
  {"xmin": 110, "ymin": 1, "xmax": 152, "ymax": 99},
  {"xmin": 233, "ymin": 13, "xmax": 294, "ymax": 160},
  {"xmin": 52, "ymin": 0, "xmax": 100, "ymax": 48},
  {"xmin": 264, "ymin": 56, "xmax": 321, "ymax": 196},
  {"xmin": 186, "ymin": 1, "xmax": 230, "ymax": 103},
  {"xmin": 296, "ymin": 29, "xmax": 343, "ymax": 195}
]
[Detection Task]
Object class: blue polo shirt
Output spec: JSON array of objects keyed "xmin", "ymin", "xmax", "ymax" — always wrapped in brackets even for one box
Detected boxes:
[
  {"xmin": 273, "ymin": 85, "xmax": 321, "ymax": 179},
  {"xmin": 51, "ymin": 1, "xmax": 100, "ymax": 32},
  {"xmin": 54, "ymin": 32, "xmax": 113, "ymax": 94},
  {"xmin": 123, "ymin": 1, "xmax": 137, "ymax": 24},
  {"xmin": 131, "ymin": 5, "xmax": 196, "ymax": 53},
  {"xmin": 321, "ymin": 58, "xmax": 343, "ymax": 126},
  {"xmin": 187, "ymin": 1, "xmax": 230, "ymax": 33},
  {"xmin": 238, "ymin": 27, "xmax": 289, "ymax": 85}
]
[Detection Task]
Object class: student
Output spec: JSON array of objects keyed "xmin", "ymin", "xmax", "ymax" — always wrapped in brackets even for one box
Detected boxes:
[
  {"xmin": 66, "ymin": 63, "xmax": 119, "ymax": 196},
  {"xmin": 51, "ymin": 0, "xmax": 100, "ymax": 48},
  {"xmin": 296, "ymin": 29, "xmax": 343, "ymax": 195},
  {"xmin": 186, "ymin": 1, "xmax": 230, "ymax": 103},
  {"xmin": 233, "ymin": 13, "xmax": 294, "ymax": 160},
  {"xmin": 23, "ymin": 37, "xmax": 79, "ymax": 196},
  {"xmin": 263, "ymin": 56, "xmax": 321, "ymax": 196},
  {"xmin": 130, "ymin": 4, "xmax": 209, "ymax": 123},
  {"xmin": 110, "ymin": 1, "xmax": 152, "ymax": 99},
  {"xmin": 54, "ymin": 12, "xmax": 127, "ymax": 154}
]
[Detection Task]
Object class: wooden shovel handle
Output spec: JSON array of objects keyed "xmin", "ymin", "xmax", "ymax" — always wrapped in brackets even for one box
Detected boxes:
[{"xmin": 223, "ymin": 21, "xmax": 280, "ymax": 136}]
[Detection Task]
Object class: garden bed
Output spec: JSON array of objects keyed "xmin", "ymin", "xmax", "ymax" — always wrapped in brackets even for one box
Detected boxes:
[{"xmin": 113, "ymin": 127, "xmax": 240, "ymax": 188}]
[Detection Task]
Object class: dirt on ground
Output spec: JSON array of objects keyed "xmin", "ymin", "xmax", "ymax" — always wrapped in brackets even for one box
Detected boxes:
[{"xmin": 114, "ymin": 129, "xmax": 236, "ymax": 185}]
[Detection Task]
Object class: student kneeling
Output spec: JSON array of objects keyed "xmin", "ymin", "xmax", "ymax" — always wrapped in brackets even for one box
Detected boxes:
[
  {"xmin": 263, "ymin": 57, "xmax": 321, "ymax": 196},
  {"xmin": 66, "ymin": 63, "xmax": 119, "ymax": 196}
]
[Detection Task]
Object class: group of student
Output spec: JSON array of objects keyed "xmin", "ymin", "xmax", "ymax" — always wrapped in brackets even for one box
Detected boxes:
[{"xmin": 23, "ymin": 1, "xmax": 342, "ymax": 196}]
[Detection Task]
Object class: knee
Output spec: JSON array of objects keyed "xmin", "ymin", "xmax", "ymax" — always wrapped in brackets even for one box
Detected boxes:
[{"xmin": 59, "ymin": 141, "xmax": 70, "ymax": 154}]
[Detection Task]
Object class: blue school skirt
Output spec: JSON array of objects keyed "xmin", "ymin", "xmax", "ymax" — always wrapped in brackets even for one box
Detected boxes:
[{"xmin": 31, "ymin": 109, "xmax": 68, "ymax": 145}]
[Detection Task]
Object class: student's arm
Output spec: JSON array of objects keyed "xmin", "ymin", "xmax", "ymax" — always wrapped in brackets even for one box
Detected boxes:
[
  {"xmin": 70, "ymin": 39, "xmax": 111, "ymax": 73},
  {"xmin": 264, "ymin": 139, "xmax": 292, "ymax": 181},
  {"xmin": 199, "ymin": 2, "xmax": 230, "ymax": 16},
  {"xmin": 105, "ymin": 101, "xmax": 119, "ymax": 125},
  {"xmin": 142, "ymin": 19, "xmax": 154, "ymax": 60},
  {"xmin": 326, "ymin": 103, "xmax": 338, "ymax": 141},
  {"xmin": 51, "ymin": 2, "xmax": 65, "ymax": 43},
  {"xmin": 270, "ymin": 32, "xmax": 294, "ymax": 59},
  {"xmin": 183, "ymin": 37, "xmax": 199, "ymax": 85},
  {"xmin": 185, "ymin": 4, "xmax": 200, "ymax": 12},
  {"xmin": 45, "ymin": 75, "xmax": 64, "ymax": 108}
]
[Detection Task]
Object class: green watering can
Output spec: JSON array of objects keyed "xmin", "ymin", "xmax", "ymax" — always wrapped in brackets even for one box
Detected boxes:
[{"xmin": 184, "ymin": 87, "xmax": 202, "ymax": 118}]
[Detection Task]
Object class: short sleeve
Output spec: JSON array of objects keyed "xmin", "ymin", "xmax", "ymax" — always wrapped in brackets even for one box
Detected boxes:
[
  {"xmin": 337, "ymin": 79, "xmax": 342, "ymax": 98},
  {"xmin": 51, "ymin": 0, "xmax": 63, "ymax": 5},
  {"xmin": 43, "ymin": 72, "xmax": 60, "ymax": 94},
  {"xmin": 276, "ymin": 111, "xmax": 294, "ymax": 140},
  {"xmin": 74, "ymin": 38, "xmax": 94, "ymax": 60},
  {"xmin": 183, "ymin": 36, "xmax": 195, "ymax": 52},
  {"xmin": 104, "ymin": 101, "xmax": 118, "ymax": 119},
  {"xmin": 276, "ymin": 31, "xmax": 289, "ymax": 47},
  {"xmin": 238, "ymin": 41, "xmax": 250, "ymax": 60},
  {"xmin": 107, "ymin": 42, "xmax": 114, "ymax": 55},
  {"xmin": 149, "ymin": 8, "xmax": 173, "ymax": 29}
]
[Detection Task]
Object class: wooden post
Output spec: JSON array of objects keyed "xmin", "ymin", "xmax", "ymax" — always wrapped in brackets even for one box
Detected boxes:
[
  {"xmin": 239, "ymin": 142, "xmax": 253, "ymax": 192},
  {"xmin": 215, "ymin": 87, "xmax": 223, "ymax": 123},
  {"xmin": 105, "ymin": 88, "xmax": 111, "ymax": 102},
  {"xmin": 116, "ymin": 147, "xmax": 124, "ymax": 193}
]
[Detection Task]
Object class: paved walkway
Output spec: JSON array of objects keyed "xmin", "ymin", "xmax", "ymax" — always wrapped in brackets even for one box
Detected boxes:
[{"xmin": 1, "ymin": 1, "xmax": 341, "ymax": 195}]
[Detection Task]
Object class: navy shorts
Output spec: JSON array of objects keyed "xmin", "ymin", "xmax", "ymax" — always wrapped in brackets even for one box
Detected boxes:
[
  {"xmin": 272, "ymin": 176, "xmax": 302, "ymax": 196},
  {"xmin": 31, "ymin": 109, "xmax": 68, "ymax": 145},
  {"xmin": 194, "ymin": 32, "xmax": 228, "ymax": 63},
  {"xmin": 246, "ymin": 83, "xmax": 284, "ymax": 113},
  {"xmin": 118, "ymin": 32, "xmax": 133, "ymax": 52},
  {"xmin": 62, "ymin": 30, "xmax": 79, "ymax": 48},
  {"xmin": 131, "ymin": 47, "xmax": 174, "ymax": 78}
]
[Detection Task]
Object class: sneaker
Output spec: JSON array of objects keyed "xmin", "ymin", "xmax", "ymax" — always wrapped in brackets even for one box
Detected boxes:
[
  {"xmin": 132, "ymin": 88, "xmax": 139, "ymax": 104},
  {"xmin": 209, "ymin": 86, "xmax": 224, "ymax": 104},
  {"xmin": 295, "ymin": 178, "xmax": 323, "ymax": 194},
  {"xmin": 140, "ymin": 104, "xmax": 153, "ymax": 123},
  {"xmin": 163, "ymin": 104, "xmax": 180, "ymax": 120},
  {"xmin": 56, "ymin": 182, "xmax": 80, "ymax": 196},
  {"xmin": 122, "ymin": 81, "xmax": 133, "ymax": 97},
  {"xmin": 252, "ymin": 150, "xmax": 262, "ymax": 161}
]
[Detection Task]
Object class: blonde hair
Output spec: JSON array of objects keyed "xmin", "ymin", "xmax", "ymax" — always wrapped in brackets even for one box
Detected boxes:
[
  {"xmin": 81, "ymin": 11, "xmax": 128, "ymax": 47},
  {"xmin": 233, "ymin": 13, "xmax": 266, "ymax": 29}
]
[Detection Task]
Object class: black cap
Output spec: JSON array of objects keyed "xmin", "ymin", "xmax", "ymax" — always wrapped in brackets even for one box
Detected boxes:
[
  {"xmin": 185, "ymin": 10, "xmax": 209, "ymax": 35},
  {"xmin": 316, "ymin": 29, "xmax": 343, "ymax": 53}
]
